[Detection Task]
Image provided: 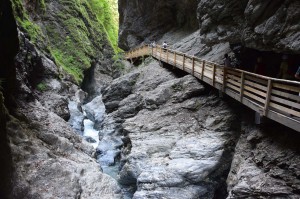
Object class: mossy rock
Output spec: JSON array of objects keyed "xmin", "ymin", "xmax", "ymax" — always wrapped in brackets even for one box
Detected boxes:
[{"xmin": 11, "ymin": 0, "xmax": 120, "ymax": 84}]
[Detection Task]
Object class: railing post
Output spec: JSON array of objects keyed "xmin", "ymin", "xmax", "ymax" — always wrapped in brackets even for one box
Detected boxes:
[
  {"xmin": 167, "ymin": 49, "xmax": 169, "ymax": 63},
  {"xmin": 222, "ymin": 67, "xmax": 227, "ymax": 92},
  {"xmin": 174, "ymin": 52, "xmax": 177, "ymax": 67},
  {"xmin": 160, "ymin": 47, "xmax": 162, "ymax": 60},
  {"xmin": 192, "ymin": 57, "xmax": 195, "ymax": 76},
  {"xmin": 201, "ymin": 61, "xmax": 205, "ymax": 80},
  {"xmin": 152, "ymin": 46, "xmax": 154, "ymax": 56},
  {"xmin": 240, "ymin": 72, "xmax": 245, "ymax": 102},
  {"xmin": 212, "ymin": 64, "xmax": 216, "ymax": 87},
  {"xmin": 264, "ymin": 79, "xmax": 273, "ymax": 116},
  {"xmin": 183, "ymin": 54, "xmax": 186, "ymax": 71}
]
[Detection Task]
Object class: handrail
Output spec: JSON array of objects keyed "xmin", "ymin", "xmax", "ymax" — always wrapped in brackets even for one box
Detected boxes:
[{"xmin": 125, "ymin": 45, "xmax": 300, "ymax": 132}]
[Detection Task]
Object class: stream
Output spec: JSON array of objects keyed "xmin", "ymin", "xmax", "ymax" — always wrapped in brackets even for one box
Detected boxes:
[{"xmin": 68, "ymin": 94, "xmax": 134, "ymax": 199}]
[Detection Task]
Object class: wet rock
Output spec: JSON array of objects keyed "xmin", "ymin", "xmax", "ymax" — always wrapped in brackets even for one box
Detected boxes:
[
  {"xmin": 83, "ymin": 96, "xmax": 106, "ymax": 127},
  {"xmin": 68, "ymin": 101, "xmax": 85, "ymax": 135},
  {"xmin": 7, "ymin": 101, "xmax": 122, "ymax": 199}
]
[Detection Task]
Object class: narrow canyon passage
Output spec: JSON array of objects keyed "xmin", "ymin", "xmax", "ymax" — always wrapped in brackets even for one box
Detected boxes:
[{"xmin": 0, "ymin": 0, "xmax": 300, "ymax": 198}]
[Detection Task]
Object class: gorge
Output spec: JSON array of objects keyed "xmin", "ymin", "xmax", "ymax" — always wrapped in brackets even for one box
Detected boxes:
[{"xmin": 0, "ymin": 0, "xmax": 300, "ymax": 199}]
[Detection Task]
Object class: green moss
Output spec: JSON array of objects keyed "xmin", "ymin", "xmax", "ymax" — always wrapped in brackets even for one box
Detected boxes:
[
  {"xmin": 11, "ymin": 0, "xmax": 121, "ymax": 84},
  {"xmin": 172, "ymin": 84, "xmax": 183, "ymax": 91},
  {"xmin": 88, "ymin": 0, "xmax": 121, "ymax": 53},
  {"xmin": 11, "ymin": 0, "xmax": 44, "ymax": 43},
  {"xmin": 36, "ymin": 82, "xmax": 48, "ymax": 92}
]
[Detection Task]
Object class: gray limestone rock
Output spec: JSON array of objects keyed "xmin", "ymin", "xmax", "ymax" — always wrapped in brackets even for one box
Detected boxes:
[
  {"xmin": 101, "ymin": 60, "xmax": 240, "ymax": 198},
  {"xmin": 119, "ymin": 0, "xmax": 300, "ymax": 54},
  {"xmin": 226, "ymin": 125, "xmax": 300, "ymax": 198},
  {"xmin": 7, "ymin": 100, "xmax": 122, "ymax": 199}
]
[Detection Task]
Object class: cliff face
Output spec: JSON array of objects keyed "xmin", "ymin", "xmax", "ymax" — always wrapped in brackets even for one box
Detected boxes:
[
  {"xmin": 118, "ymin": 0, "xmax": 198, "ymax": 50},
  {"xmin": 118, "ymin": 0, "xmax": 300, "ymax": 198},
  {"xmin": 100, "ymin": 59, "xmax": 240, "ymax": 198},
  {"xmin": 0, "ymin": 0, "xmax": 123, "ymax": 198},
  {"xmin": 119, "ymin": 0, "xmax": 300, "ymax": 54}
]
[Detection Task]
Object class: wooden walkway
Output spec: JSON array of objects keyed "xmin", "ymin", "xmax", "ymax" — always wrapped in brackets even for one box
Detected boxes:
[{"xmin": 125, "ymin": 45, "xmax": 300, "ymax": 132}]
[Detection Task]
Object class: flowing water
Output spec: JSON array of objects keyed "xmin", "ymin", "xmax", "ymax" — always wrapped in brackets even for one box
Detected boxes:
[{"xmin": 68, "ymin": 95, "xmax": 134, "ymax": 198}]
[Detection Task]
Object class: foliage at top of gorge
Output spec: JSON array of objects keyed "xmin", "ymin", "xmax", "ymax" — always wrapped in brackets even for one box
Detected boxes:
[{"xmin": 11, "ymin": 0, "xmax": 119, "ymax": 84}]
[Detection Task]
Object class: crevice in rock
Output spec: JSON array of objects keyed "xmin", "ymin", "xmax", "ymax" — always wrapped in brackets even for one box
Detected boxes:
[{"xmin": 0, "ymin": 0, "xmax": 19, "ymax": 198}]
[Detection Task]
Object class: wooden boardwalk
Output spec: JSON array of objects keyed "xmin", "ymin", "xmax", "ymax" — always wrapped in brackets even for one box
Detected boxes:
[{"xmin": 125, "ymin": 45, "xmax": 300, "ymax": 132}]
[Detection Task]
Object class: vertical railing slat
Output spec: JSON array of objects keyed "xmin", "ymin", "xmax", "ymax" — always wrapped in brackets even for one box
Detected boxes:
[
  {"xmin": 222, "ymin": 67, "xmax": 227, "ymax": 92},
  {"xmin": 183, "ymin": 54, "xmax": 186, "ymax": 71},
  {"xmin": 192, "ymin": 57, "xmax": 195, "ymax": 76},
  {"xmin": 212, "ymin": 64, "xmax": 216, "ymax": 86},
  {"xmin": 201, "ymin": 61, "xmax": 205, "ymax": 80},
  {"xmin": 240, "ymin": 72, "xmax": 245, "ymax": 102},
  {"xmin": 264, "ymin": 79, "xmax": 273, "ymax": 116}
]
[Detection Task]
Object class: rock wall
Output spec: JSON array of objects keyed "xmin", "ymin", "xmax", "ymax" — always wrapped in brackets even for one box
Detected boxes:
[
  {"xmin": 0, "ymin": 0, "xmax": 123, "ymax": 198},
  {"xmin": 119, "ymin": 0, "xmax": 300, "ymax": 54},
  {"xmin": 118, "ymin": 1, "xmax": 300, "ymax": 198},
  {"xmin": 101, "ymin": 59, "xmax": 241, "ymax": 198},
  {"xmin": 118, "ymin": 0, "xmax": 198, "ymax": 50},
  {"xmin": 227, "ymin": 123, "xmax": 300, "ymax": 198},
  {"xmin": 0, "ymin": 0, "xmax": 18, "ymax": 197}
]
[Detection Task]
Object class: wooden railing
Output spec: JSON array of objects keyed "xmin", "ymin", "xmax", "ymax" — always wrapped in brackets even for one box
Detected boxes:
[{"xmin": 125, "ymin": 45, "xmax": 300, "ymax": 132}]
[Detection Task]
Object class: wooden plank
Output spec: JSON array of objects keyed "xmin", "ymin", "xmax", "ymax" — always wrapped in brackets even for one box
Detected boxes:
[
  {"xmin": 240, "ymin": 72, "xmax": 245, "ymax": 102},
  {"xmin": 269, "ymin": 102, "xmax": 300, "ymax": 117},
  {"xmin": 227, "ymin": 69, "xmax": 241, "ymax": 76},
  {"xmin": 160, "ymin": 47, "xmax": 162, "ymax": 60},
  {"xmin": 226, "ymin": 83, "xmax": 240, "ymax": 92},
  {"xmin": 270, "ymin": 95, "xmax": 300, "ymax": 110},
  {"xmin": 267, "ymin": 110, "xmax": 300, "ymax": 132},
  {"xmin": 227, "ymin": 74, "xmax": 241, "ymax": 82},
  {"xmin": 222, "ymin": 67, "xmax": 227, "ymax": 92},
  {"xmin": 245, "ymin": 74, "xmax": 268, "ymax": 85},
  {"xmin": 174, "ymin": 51, "xmax": 177, "ymax": 66},
  {"xmin": 244, "ymin": 91, "xmax": 265, "ymax": 104},
  {"xmin": 192, "ymin": 57, "xmax": 195, "ymax": 76},
  {"xmin": 201, "ymin": 61, "xmax": 205, "ymax": 80},
  {"xmin": 264, "ymin": 79, "xmax": 273, "ymax": 116},
  {"xmin": 244, "ymin": 80, "xmax": 268, "ymax": 92},
  {"xmin": 227, "ymin": 78, "xmax": 240, "ymax": 87},
  {"xmin": 273, "ymin": 83, "xmax": 300, "ymax": 93},
  {"xmin": 271, "ymin": 89, "xmax": 300, "ymax": 102},
  {"xmin": 183, "ymin": 54, "xmax": 186, "ymax": 70},
  {"xmin": 212, "ymin": 64, "xmax": 216, "ymax": 86},
  {"xmin": 226, "ymin": 89, "xmax": 264, "ymax": 114},
  {"xmin": 167, "ymin": 49, "xmax": 169, "ymax": 63},
  {"xmin": 244, "ymin": 85, "xmax": 267, "ymax": 98}
]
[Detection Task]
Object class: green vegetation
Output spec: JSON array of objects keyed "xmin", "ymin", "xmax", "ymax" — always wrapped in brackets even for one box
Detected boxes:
[
  {"xmin": 172, "ymin": 84, "xmax": 183, "ymax": 91},
  {"xmin": 36, "ymin": 82, "xmax": 48, "ymax": 92},
  {"xmin": 89, "ymin": 0, "xmax": 120, "ymax": 53},
  {"xmin": 11, "ymin": 0, "xmax": 121, "ymax": 84},
  {"xmin": 11, "ymin": 0, "xmax": 44, "ymax": 43}
]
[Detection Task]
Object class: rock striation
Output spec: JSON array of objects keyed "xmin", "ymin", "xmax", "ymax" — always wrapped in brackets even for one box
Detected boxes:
[
  {"xmin": 101, "ymin": 59, "xmax": 241, "ymax": 198},
  {"xmin": 119, "ymin": 0, "xmax": 300, "ymax": 54},
  {"xmin": 0, "ymin": 0, "xmax": 123, "ymax": 198},
  {"xmin": 227, "ymin": 124, "xmax": 300, "ymax": 198}
]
